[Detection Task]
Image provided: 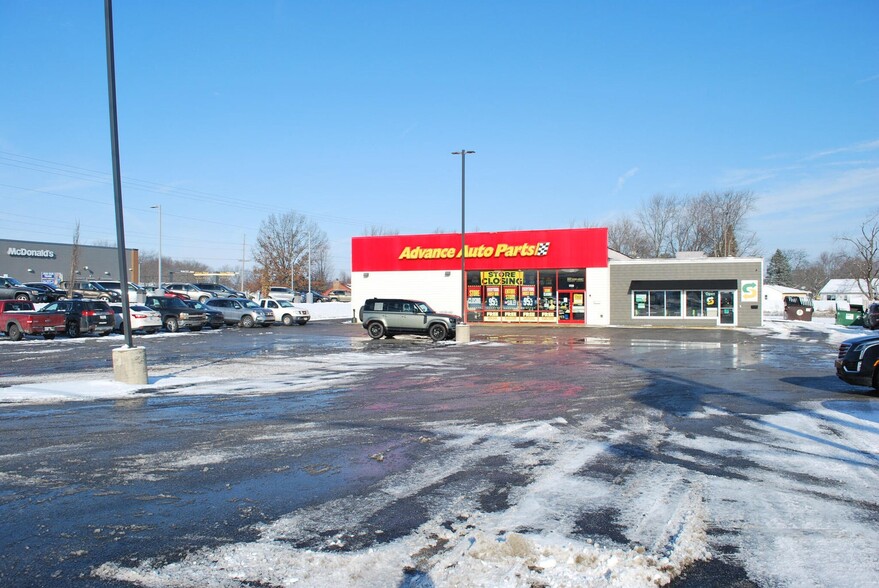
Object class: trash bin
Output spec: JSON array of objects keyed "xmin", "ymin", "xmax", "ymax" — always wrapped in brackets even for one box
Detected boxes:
[
  {"xmin": 782, "ymin": 295, "xmax": 814, "ymax": 321},
  {"xmin": 836, "ymin": 304, "xmax": 864, "ymax": 326}
]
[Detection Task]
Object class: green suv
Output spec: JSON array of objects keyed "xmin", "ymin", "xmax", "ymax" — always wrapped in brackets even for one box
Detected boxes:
[{"xmin": 359, "ymin": 298, "xmax": 458, "ymax": 341}]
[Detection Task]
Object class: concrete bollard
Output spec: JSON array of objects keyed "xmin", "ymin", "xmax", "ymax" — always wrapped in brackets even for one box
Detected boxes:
[
  {"xmin": 456, "ymin": 323, "xmax": 471, "ymax": 344},
  {"xmin": 112, "ymin": 346, "xmax": 149, "ymax": 385}
]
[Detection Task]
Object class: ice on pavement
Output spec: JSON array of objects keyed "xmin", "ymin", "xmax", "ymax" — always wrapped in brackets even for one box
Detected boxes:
[{"xmin": 4, "ymin": 314, "xmax": 878, "ymax": 586}]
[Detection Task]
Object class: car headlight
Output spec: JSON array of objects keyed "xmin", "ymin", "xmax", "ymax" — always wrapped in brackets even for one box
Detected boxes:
[{"xmin": 179, "ymin": 312, "xmax": 190, "ymax": 319}]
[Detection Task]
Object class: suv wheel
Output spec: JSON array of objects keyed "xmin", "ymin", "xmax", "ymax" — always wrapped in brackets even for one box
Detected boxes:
[
  {"xmin": 367, "ymin": 321, "xmax": 385, "ymax": 339},
  {"xmin": 164, "ymin": 317, "xmax": 179, "ymax": 332},
  {"xmin": 67, "ymin": 321, "xmax": 81, "ymax": 338},
  {"xmin": 282, "ymin": 314, "xmax": 294, "ymax": 326},
  {"xmin": 428, "ymin": 323, "xmax": 448, "ymax": 342},
  {"xmin": 241, "ymin": 315, "xmax": 254, "ymax": 328},
  {"xmin": 14, "ymin": 293, "xmax": 29, "ymax": 301}
]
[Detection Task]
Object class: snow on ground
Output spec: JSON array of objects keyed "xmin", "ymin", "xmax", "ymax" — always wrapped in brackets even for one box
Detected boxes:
[
  {"xmin": 91, "ymin": 403, "xmax": 879, "ymax": 588},
  {"xmin": 4, "ymin": 313, "xmax": 879, "ymax": 587}
]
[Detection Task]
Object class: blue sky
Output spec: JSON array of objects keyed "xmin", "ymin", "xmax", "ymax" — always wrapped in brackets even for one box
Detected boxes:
[{"xmin": 1, "ymin": 0, "xmax": 877, "ymax": 277}]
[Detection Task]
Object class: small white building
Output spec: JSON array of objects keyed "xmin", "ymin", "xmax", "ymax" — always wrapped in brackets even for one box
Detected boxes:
[{"xmin": 819, "ymin": 279, "xmax": 879, "ymax": 308}]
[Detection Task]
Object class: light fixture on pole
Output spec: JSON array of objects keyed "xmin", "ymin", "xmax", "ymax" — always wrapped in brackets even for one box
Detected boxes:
[
  {"xmin": 151, "ymin": 204, "xmax": 162, "ymax": 289},
  {"xmin": 451, "ymin": 149, "xmax": 474, "ymax": 325}
]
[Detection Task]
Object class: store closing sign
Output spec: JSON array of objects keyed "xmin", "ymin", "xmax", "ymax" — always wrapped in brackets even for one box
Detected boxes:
[{"xmin": 481, "ymin": 270, "xmax": 524, "ymax": 286}]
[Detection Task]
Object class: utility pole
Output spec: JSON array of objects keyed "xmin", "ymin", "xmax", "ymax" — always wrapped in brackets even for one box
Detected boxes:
[{"xmin": 240, "ymin": 235, "xmax": 246, "ymax": 293}]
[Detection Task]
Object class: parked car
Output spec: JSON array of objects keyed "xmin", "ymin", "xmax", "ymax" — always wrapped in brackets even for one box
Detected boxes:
[
  {"xmin": 183, "ymin": 299, "xmax": 225, "ymax": 329},
  {"xmin": 258, "ymin": 298, "xmax": 310, "ymax": 325},
  {"xmin": 300, "ymin": 290, "xmax": 327, "ymax": 303},
  {"xmin": 0, "ymin": 276, "xmax": 49, "ymax": 302},
  {"xmin": 0, "ymin": 299, "xmax": 65, "ymax": 340},
  {"xmin": 163, "ymin": 283, "xmax": 215, "ymax": 303},
  {"xmin": 60, "ymin": 280, "xmax": 123, "ymax": 303},
  {"xmin": 144, "ymin": 295, "xmax": 206, "ymax": 332},
  {"xmin": 836, "ymin": 333, "xmax": 879, "ymax": 390},
  {"xmin": 268, "ymin": 286, "xmax": 298, "ymax": 301},
  {"xmin": 158, "ymin": 289, "xmax": 191, "ymax": 300},
  {"xmin": 94, "ymin": 280, "xmax": 147, "ymax": 303},
  {"xmin": 23, "ymin": 282, "xmax": 75, "ymax": 302},
  {"xmin": 109, "ymin": 303, "xmax": 162, "ymax": 334},
  {"xmin": 324, "ymin": 289, "xmax": 352, "ymax": 302},
  {"xmin": 359, "ymin": 298, "xmax": 459, "ymax": 341},
  {"xmin": 205, "ymin": 297, "xmax": 274, "ymax": 327},
  {"xmin": 40, "ymin": 299, "xmax": 115, "ymax": 338},
  {"xmin": 862, "ymin": 302, "xmax": 879, "ymax": 330},
  {"xmin": 193, "ymin": 283, "xmax": 246, "ymax": 299}
]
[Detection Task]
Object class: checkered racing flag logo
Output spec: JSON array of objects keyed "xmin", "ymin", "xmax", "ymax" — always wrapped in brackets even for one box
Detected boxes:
[{"xmin": 536, "ymin": 242, "xmax": 550, "ymax": 256}]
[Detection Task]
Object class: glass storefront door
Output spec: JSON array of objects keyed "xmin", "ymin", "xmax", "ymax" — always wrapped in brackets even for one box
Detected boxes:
[
  {"xmin": 558, "ymin": 290, "xmax": 585, "ymax": 324},
  {"xmin": 719, "ymin": 290, "xmax": 736, "ymax": 325}
]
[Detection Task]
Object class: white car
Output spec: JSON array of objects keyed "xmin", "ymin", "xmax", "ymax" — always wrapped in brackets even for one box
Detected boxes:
[
  {"xmin": 110, "ymin": 304, "xmax": 163, "ymax": 334},
  {"xmin": 258, "ymin": 298, "xmax": 310, "ymax": 325}
]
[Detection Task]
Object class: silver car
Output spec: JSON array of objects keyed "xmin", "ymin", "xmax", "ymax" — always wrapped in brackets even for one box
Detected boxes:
[{"xmin": 205, "ymin": 297, "xmax": 274, "ymax": 328}]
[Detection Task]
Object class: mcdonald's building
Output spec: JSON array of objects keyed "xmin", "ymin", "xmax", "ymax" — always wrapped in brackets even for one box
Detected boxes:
[{"xmin": 351, "ymin": 228, "xmax": 763, "ymax": 328}]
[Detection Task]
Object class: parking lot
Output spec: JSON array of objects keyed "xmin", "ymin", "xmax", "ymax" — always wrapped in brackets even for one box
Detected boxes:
[{"xmin": 0, "ymin": 319, "xmax": 877, "ymax": 587}]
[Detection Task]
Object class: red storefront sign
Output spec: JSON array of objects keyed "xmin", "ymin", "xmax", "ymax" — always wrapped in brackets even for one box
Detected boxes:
[{"xmin": 352, "ymin": 228, "xmax": 607, "ymax": 272}]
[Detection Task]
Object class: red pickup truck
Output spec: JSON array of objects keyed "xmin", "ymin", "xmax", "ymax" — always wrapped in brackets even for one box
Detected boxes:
[{"xmin": 0, "ymin": 299, "xmax": 66, "ymax": 341}]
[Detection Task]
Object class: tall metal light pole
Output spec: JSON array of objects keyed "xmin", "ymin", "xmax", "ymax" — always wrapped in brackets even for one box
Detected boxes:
[
  {"xmin": 452, "ymin": 150, "xmax": 474, "ymax": 325},
  {"xmin": 105, "ymin": 0, "xmax": 147, "ymax": 383},
  {"xmin": 151, "ymin": 204, "xmax": 162, "ymax": 289}
]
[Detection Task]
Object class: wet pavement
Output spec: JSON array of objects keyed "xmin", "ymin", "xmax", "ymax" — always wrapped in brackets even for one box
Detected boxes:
[{"xmin": 0, "ymin": 321, "xmax": 872, "ymax": 587}]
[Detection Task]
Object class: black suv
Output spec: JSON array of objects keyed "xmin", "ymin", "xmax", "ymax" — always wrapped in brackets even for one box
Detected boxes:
[
  {"xmin": 359, "ymin": 298, "xmax": 458, "ymax": 341},
  {"xmin": 862, "ymin": 302, "xmax": 879, "ymax": 330},
  {"xmin": 40, "ymin": 299, "xmax": 115, "ymax": 338},
  {"xmin": 144, "ymin": 295, "xmax": 206, "ymax": 332},
  {"xmin": 836, "ymin": 334, "xmax": 879, "ymax": 390},
  {"xmin": 24, "ymin": 282, "xmax": 73, "ymax": 302}
]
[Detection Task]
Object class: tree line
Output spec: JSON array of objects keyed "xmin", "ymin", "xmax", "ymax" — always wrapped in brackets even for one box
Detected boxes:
[
  {"xmin": 606, "ymin": 190, "xmax": 759, "ymax": 258},
  {"xmin": 135, "ymin": 197, "xmax": 879, "ymax": 300}
]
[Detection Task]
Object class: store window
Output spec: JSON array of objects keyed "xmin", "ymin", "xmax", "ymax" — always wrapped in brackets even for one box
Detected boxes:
[
  {"xmin": 632, "ymin": 290, "xmax": 682, "ymax": 317},
  {"xmin": 636, "ymin": 289, "xmax": 725, "ymax": 318}
]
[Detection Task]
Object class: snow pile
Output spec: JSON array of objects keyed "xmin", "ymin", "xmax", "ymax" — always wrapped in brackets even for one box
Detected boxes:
[{"xmin": 94, "ymin": 419, "xmax": 712, "ymax": 588}]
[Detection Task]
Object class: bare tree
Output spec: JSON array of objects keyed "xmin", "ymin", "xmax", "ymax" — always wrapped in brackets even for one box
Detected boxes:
[
  {"xmin": 607, "ymin": 217, "xmax": 650, "ymax": 258},
  {"xmin": 68, "ymin": 221, "xmax": 81, "ymax": 295},
  {"xmin": 363, "ymin": 225, "xmax": 400, "ymax": 236},
  {"xmin": 838, "ymin": 209, "xmax": 879, "ymax": 300},
  {"xmin": 637, "ymin": 194, "xmax": 678, "ymax": 257},
  {"xmin": 252, "ymin": 212, "xmax": 330, "ymax": 295}
]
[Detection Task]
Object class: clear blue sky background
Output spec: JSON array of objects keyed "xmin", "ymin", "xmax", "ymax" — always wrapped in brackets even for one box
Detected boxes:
[{"xmin": 1, "ymin": 0, "xmax": 877, "ymax": 277}]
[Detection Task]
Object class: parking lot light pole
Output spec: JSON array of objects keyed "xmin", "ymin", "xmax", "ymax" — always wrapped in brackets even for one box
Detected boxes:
[
  {"xmin": 452, "ymin": 149, "xmax": 474, "ymax": 341},
  {"xmin": 151, "ymin": 204, "xmax": 162, "ymax": 290}
]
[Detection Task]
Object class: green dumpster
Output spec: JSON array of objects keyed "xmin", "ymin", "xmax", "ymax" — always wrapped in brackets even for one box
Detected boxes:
[{"xmin": 836, "ymin": 306, "xmax": 864, "ymax": 326}]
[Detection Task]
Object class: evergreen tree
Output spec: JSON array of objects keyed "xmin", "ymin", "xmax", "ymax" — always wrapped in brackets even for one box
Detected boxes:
[{"xmin": 766, "ymin": 249, "xmax": 792, "ymax": 285}]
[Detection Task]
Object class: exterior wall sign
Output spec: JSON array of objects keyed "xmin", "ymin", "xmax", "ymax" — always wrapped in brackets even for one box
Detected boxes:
[
  {"xmin": 353, "ymin": 228, "xmax": 608, "ymax": 272},
  {"xmin": 7, "ymin": 246, "xmax": 56, "ymax": 259},
  {"xmin": 741, "ymin": 280, "xmax": 758, "ymax": 301}
]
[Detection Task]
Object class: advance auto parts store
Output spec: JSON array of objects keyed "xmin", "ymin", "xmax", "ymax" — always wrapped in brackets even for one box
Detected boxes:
[{"xmin": 351, "ymin": 227, "xmax": 763, "ymax": 328}]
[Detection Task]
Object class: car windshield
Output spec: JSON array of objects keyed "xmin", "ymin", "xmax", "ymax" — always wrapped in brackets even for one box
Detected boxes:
[
  {"xmin": 6, "ymin": 277, "xmax": 24, "ymax": 286},
  {"xmin": 277, "ymin": 300, "xmax": 294, "ymax": 308},
  {"xmin": 242, "ymin": 300, "xmax": 259, "ymax": 309},
  {"xmin": 415, "ymin": 302, "xmax": 433, "ymax": 313},
  {"xmin": 187, "ymin": 301, "xmax": 207, "ymax": 310}
]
